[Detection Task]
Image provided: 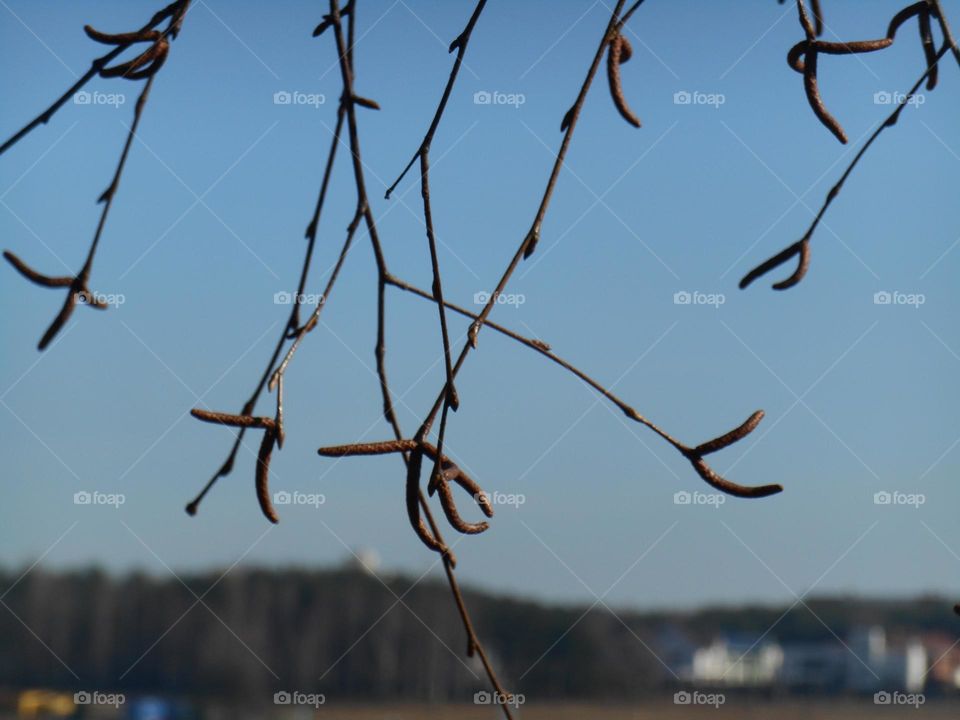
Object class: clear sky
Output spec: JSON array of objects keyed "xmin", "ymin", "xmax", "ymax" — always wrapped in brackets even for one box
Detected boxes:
[{"xmin": 1, "ymin": 0, "xmax": 959, "ymax": 611}]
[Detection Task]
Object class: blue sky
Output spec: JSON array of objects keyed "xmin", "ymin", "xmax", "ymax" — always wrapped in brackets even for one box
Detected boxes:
[{"xmin": 1, "ymin": 0, "xmax": 959, "ymax": 611}]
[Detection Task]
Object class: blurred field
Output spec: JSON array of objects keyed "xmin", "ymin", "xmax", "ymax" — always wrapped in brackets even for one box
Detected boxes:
[
  {"xmin": 215, "ymin": 699, "xmax": 960, "ymax": 719},
  {"xmin": 6, "ymin": 699, "xmax": 960, "ymax": 719}
]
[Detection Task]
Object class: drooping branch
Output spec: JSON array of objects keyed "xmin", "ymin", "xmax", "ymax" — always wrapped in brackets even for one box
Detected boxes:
[
  {"xmin": 3, "ymin": 2, "xmax": 191, "ymax": 350},
  {"xmin": 381, "ymin": 0, "xmax": 779, "ymax": 506},
  {"xmin": 741, "ymin": 41, "xmax": 950, "ymax": 290},
  {"xmin": 788, "ymin": 0, "xmax": 893, "ymax": 144},
  {"xmin": 5, "ymin": 75, "xmax": 156, "ymax": 350},
  {"xmin": 385, "ymin": 274, "xmax": 781, "ymax": 499},
  {"xmin": 186, "ymin": 73, "xmax": 350, "ymax": 519},
  {"xmin": 0, "ymin": 0, "xmax": 189, "ymax": 156},
  {"xmin": 190, "ymin": 409, "xmax": 279, "ymax": 523},
  {"xmin": 322, "ymin": 2, "xmax": 516, "ymax": 713},
  {"xmin": 381, "ymin": 1, "xmax": 490, "ymax": 498}
]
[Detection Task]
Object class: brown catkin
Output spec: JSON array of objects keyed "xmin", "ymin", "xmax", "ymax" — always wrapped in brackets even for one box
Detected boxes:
[
  {"xmin": 255, "ymin": 427, "xmax": 280, "ymax": 524},
  {"xmin": 606, "ymin": 33, "xmax": 641, "ymax": 128}
]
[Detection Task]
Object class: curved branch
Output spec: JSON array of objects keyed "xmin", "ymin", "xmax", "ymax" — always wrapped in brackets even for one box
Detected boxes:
[
  {"xmin": 386, "ymin": 274, "xmax": 781, "ymax": 499},
  {"xmin": 742, "ymin": 42, "xmax": 948, "ymax": 291}
]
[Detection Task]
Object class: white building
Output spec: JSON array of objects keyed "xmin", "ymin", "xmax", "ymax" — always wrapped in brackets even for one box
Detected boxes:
[
  {"xmin": 847, "ymin": 626, "xmax": 927, "ymax": 693},
  {"xmin": 690, "ymin": 634, "xmax": 784, "ymax": 686}
]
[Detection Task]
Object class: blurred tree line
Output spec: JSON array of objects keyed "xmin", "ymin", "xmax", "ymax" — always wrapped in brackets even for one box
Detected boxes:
[{"xmin": 0, "ymin": 567, "xmax": 955, "ymax": 701}]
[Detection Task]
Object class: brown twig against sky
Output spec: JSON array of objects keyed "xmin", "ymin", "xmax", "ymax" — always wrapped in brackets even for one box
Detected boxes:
[
  {"xmin": 382, "ymin": 0, "xmax": 489, "ymax": 497},
  {"xmin": 383, "ymin": 274, "xmax": 780, "ymax": 499},
  {"xmin": 1, "ymin": 0, "xmax": 190, "ymax": 350},
  {"xmin": 183, "ymin": 1, "xmax": 518, "ymax": 710},
  {"xmin": 315, "ymin": 2, "xmax": 779, "ymax": 710},
  {"xmin": 780, "ymin": 0, "xmax": 824, "ymax": 38},
  {"xmin": 368, "ymin": 0, "xmax": 778, "ymax": 516},
  {"xmin": 740, "ymin": 1, "xmax": 958, "ymax": 291},
  {"xmin": 788, "ymin": 0, "xmax": 893, "ymax": 144}
]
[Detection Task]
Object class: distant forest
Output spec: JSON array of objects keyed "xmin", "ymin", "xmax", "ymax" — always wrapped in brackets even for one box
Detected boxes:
[{"xmin": 1, "ymin": 567, "xmax": 956, "ymax": 701}]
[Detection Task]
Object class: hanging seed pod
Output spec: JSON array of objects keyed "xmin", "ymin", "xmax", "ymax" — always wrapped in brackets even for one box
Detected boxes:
[
  {"xmin": 802, "ymin": 50, "xmax": 848, "ymax": 143},
  {"xmin": 740, "ymin": 238, "xmax": 810, "ymax": 290},
  {"xmin": 695, "ymin": 411, "xmax": 765, "ymax": 455},
  {"xmin": 437, "ymin": 481, "xmax": 489, "ymax": 534},
  {"xmin": 687, "ymin": 454, "xmax": 783, "ymax": 499},
  {"xmin": 788, "ymin": 0, "xmax": 893, "ymax": 145},
  {"xmin": 100, "ymin": 38, "xmax": 169, "ymax": 80},
  {"xmin": 3, "ymin": 251, "xmax": 71, "ymax": 287},
  {"xmin": 405, "ymin": 446, "xmax": 449, "ymax": 553},
  {"xmin": 887, "ymin": 2, "xmax": 926, "ymax": 39},
  {"xmin": 352, "ymin": 95, "xmax": 381, "ymax": 110},
  {"xmin": 3, "ymin": 252, "xmax": 110, "ymax": 350},
  {"xmin": 84, "ymin": 25, "xmax": 162, "ymax": 46},
  {"xmin": 255, "ymin": 425, "xmax": 280, "ymax": 524},
  {"xmin": 606, "ymin": 33, "xmax": 641, "ymax": 128},
  {"xmin": 919, "ymin": 9, "xmax": 939, "ymax": 90},
  {"xmin": 190, "ymin": 409, "xmax": 280, "ymax": 524}
]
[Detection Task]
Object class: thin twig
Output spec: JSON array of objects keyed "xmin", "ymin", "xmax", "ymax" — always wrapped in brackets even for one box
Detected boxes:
[
  {"xmin": 381, "ymin": 2, "xmax": 489, "ymax": 496},
  {"xmin": 741, "ymin": 42, "xmax": 950, "ymax": 290},
  {"xmin": 930, "ymin": 0, "xmax": 960, "ymax": 68},
  {"xmin": 385, "ymin": 274, "xmax": 780, "ymax": 498},
  {"xmin": 186, "ymin": 77, "xmax": 349, "ymax": 518},
  {"xmin": 323, "ymin": 2, "xmax": 517, "ymax": 713},
  {"xmin": 3, "ymin": 2, "xmax": 190, "ymax": 350},
  {"xmin": 0, "ymin": 0, "xmax": 188, "ymax": 156},
  {"xmin": 395, "ymin": 0, "xmax": 776, "ymax": 499},
  {"xmin": 4, "ymin": 75, "xmax": 156, "ymax": 350},
  {"xmin": 790, "ymin": 0, "xmax": 893, "ymax": 144}
]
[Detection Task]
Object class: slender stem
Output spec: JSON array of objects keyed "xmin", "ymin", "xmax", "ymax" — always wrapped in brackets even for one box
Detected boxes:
[
  {"xmin": 4, "ymin": 2, "xmax": 192, "ymax": 351},
  {"xmin": 384, "ymin": 0, "xmax": 489, "ymax": 494},
  {"xmin": 417, "ymin": 0, "xmax": 630, "ymax": 440},
  {"xmin": 930, "ymin": 0, "xmax": 960, "ymax": 67},
  {"xmin": 385, "ymin": 274, "xmax": 685, "ymax": 448},
  {"xmin": 384, "ymin": 0, "xmax": 488, "ymax": 199},
  {"xmin": 740, "ymin": 42, "xmax": 950, "ymax": 290},
  {"xmin": 188, "ymin": 51, "xmax": 349, "ymax": 515},
  {"xmin": 0, "ymin": 0, "xmax": 187, "ymax": 156},
  {"xmin": 324, "ymin": 3, "xmax": 516, "ymax": 714},
  {"xmin": 82, "ymin": 75, "xmax": 155, "ymax": 279}
]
